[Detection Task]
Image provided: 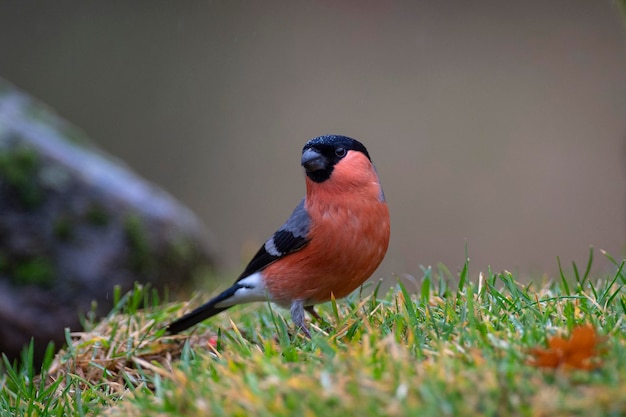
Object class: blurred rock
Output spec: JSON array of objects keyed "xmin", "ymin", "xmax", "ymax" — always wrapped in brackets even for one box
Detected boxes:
[{"xmin": 0, "ymin": 78, "xmax": 216, "ymax": 364}]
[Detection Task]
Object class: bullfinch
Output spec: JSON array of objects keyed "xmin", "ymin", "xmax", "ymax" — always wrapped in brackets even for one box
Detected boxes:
[{"xmin": 166, "ymin": 135, "xmax": 390, "ymax": 337}]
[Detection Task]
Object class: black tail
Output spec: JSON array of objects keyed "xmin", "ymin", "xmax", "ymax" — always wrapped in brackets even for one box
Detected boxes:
[{"xmin": 166, "ymin": 285, "xmax": 241, "ymax": 334}]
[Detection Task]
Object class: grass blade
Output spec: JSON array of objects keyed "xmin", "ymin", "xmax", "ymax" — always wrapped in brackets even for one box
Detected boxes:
[{"xmin": 557, "ymin": 256, "xmax": 570, "ymax": 295}]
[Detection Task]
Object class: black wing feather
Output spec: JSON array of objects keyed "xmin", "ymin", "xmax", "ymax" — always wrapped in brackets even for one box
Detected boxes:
[
  {"xmin": 236, "ymin": 232, "xmax": 309, "ymax": 280},
  {"xmin": 236, "ymin": 199, "xmax": 310, "ymax": 280}
]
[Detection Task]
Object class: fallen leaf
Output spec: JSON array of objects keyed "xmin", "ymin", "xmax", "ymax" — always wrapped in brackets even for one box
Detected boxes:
[{"xmin": 528, "ymin": 325, "xmax": 604, "ymax": 370}]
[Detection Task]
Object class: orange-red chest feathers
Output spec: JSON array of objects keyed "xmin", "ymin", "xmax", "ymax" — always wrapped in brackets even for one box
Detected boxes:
[{"xmin": 263, "ymin": 151, "xmax": 390, "ymax": 305}]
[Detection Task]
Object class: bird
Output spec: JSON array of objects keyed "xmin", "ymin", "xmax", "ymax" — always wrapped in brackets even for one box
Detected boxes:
[{"xmin": 166, "ymin": 134, "xmax": 390, "ymax": 338}]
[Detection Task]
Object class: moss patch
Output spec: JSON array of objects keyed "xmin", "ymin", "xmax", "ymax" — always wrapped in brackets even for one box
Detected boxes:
[
  {"xmin": 0, "ymin": 145, "xmax": 43, "ymax": 208},
  {"xmin": 85, "ymin": 203, "xmax": 110, "ymax": 227},
  {"xmin": 53, "ymin": 216, "xmax": 74, "ymax": 242},
  {"xmin": 167, "ymin": 236, "xmax": 194, "ymax": 265},
  {"xmin": 124, "ymin": 214, "xmax": 155, "ymax": 276},
  {"xmin": 11, "ymin": 257, "xmax": 55, "ymax": 287}
]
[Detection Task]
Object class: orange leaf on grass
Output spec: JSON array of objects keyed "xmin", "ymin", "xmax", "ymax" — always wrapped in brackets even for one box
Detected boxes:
[{"xmin": 528, "ymin": 325, "xmax": 604, "ymax": 370}]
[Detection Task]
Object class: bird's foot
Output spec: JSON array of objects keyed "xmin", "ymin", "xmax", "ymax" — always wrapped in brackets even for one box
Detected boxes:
[{"xmin": 291, "ymin": 300, "xmax": 312, "ymax": 339}]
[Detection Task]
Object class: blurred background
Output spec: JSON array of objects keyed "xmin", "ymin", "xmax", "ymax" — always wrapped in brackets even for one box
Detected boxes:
[{"xmin": 1, "ymin": 1, "xmax": 626, "ymax": 284}]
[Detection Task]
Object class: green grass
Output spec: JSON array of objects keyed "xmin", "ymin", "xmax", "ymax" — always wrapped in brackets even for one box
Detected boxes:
[{"xmin": 1, "ymin": 250, "xmax": 626, "ymax": 416}]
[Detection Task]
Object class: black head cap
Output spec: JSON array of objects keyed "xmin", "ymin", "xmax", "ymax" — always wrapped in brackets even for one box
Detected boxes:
[{"xmin": 301, "ymin": 135, "xmax": 371, "ymax": 183}]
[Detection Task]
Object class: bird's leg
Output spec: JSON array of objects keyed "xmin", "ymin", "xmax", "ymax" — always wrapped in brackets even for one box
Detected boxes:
[
  {"xmin": 290, "ymin": 300, "xmax": 311, "ymax": 338},
  {"xmin": 305, "ymin": 305, "xmax": 322, "ymax": 322}
]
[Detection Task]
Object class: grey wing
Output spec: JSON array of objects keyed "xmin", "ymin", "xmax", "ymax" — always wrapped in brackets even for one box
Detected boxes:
[{"xmin": 236, "ymin": 198, "xmax": 310, "ymax": 280}]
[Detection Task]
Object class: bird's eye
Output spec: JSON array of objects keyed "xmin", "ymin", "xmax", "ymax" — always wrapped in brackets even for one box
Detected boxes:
[{"xmin": 335, "ymin": 147, "xmax": 346, "ymax": 157}]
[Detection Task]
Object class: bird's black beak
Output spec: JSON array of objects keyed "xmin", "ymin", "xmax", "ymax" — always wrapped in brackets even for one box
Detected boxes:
[{"xmin": 301, "ymin": 148, "xmax": 327, "ymax": 172}]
